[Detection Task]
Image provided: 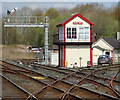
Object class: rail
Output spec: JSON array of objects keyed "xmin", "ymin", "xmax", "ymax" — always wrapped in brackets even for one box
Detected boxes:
[
  {"xmin": 1, "ymin": 59, "xmax": 120, "ymax": 99},
  {"xmin": 109, "ymin": 71, "xmax": 120, "ymax": 97}
]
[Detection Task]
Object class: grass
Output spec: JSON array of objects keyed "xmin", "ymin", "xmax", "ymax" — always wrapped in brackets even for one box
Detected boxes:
[{"xmin": 2, "ymin": 44, "xmax": 35, "ymax": 60}]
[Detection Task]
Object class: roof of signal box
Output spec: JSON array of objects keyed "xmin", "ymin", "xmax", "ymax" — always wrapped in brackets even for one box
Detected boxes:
[{"xmin": 56, "ymin": 13, "xmax": 94, "ymax": 27}]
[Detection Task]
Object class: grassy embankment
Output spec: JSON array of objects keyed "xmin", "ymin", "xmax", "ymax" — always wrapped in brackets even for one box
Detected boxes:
[{"xmin": 1, "ymin": 45, "xmax": 35, "ymax": 60}]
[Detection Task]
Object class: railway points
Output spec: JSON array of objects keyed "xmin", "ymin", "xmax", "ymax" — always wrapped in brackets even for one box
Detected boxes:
[{"xmin": 0, "ymin": 59, "xmax": 120, "ymax": 99}]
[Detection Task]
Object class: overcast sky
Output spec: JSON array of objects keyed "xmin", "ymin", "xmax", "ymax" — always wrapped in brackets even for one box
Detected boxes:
[
  {"xmin": 1, "ymin": 0, "xmax": 119, "ymax": 16},
  {"xmin": 1, "ymin": 0, "xmax": 120, "ymax": 2}
]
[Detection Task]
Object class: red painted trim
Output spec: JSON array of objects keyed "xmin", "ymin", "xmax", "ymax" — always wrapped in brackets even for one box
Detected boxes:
[
  {"xmin": 58, "ymin": 46, "xmax": 60, "ymax": 66},
  {"xmin": 90, "ymin": 27, "xmax": 92, "ymax": 42},
  {"xmin": 64, "ymin": 46, "xmax": 66, "ymax": 67},
  {"xmin": 57, "ymin": 13, "xmax": 94, "ymax": 27},
  {"xmin": 64, "ymin": 25, "xmax": 66, "ymax": 42},
  {"xmin": 90, "ymin": 26, "xmax": 93, "ymax": 66},
  {"xmin": 64, "ymin": 25, "xmax": 66, "ymax": 67},
  {"xmin": 58, "ymin": 27, "xmax": 60, "ymax": 67},
  {"xmin": 90, "ymin": 45, "xmax": 93, "ymax": 67}
]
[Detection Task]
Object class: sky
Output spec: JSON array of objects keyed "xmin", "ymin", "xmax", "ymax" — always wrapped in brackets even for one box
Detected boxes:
[
  {"xmin": 1, "ymin": 0, "xmax": 120, "ymax": 2},
  {"xmin": 0, "ymin": 1, "xmax": 120, "ymax": 16}
]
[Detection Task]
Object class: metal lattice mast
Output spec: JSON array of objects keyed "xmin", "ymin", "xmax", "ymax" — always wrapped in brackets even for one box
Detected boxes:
[
  {"xmin": 4, "ymin": 16, "xmax": 49, "ymax": 65},
  {"xmin": 44, "ymin": 16, "xmax": 49, "ymax": 65}
]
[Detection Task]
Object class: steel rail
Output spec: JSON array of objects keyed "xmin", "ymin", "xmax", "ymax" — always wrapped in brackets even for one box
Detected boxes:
[
  {"xmin": 52, "ymin": 77, "xmax": 118, "ymax": 98},
  {"xmin": 15, "ymin": 59, "xmax": 74, "ymax": 73},
  {"xmin": 0, "ymin": 61, "xmax": 29, "ymax": 71},
  {"xmin": 33, "ymin": 70, "xmax": 99, "ymax": 99},
  {"xmin": 82, "ymin": 78, "xmax": 120, "ymax": 97},
  {"xmin": 1, "ymin": 59, "xmax": 120, "ymax": 99},
  {"xmin": 93, "ymin": 74, "xmax": 120, "ymax": 84},
  {"xmin": 3, "ymin": 62, "xmax": 119, "ymax": 98},
  {"xmin": 109, "ymin": 71, "xmax": 120, "ymax": 98},
  {"xmin": 1, "ymin": 60, "xmax": 81, "ymax": 87},
  {"xmin": 36, "ymin": 63, "xmax": 75, "ymax": 72},
  {"xmin": 2, "ymin": 64, "xmax": 57, "ymax": 85},
  {"xmin": 71, "ymin": 71, "xmax": 120, "ymax": 95},
  {"xmin": 65, "ymin": 92, "xmax": 83, "ymax": 100},
  {"xmin": 62, "ymin": 78, "xmax": 119, "ymax": 99},
  {"xmin": 60, "ymin": 69, "xmax": 119, "ymax": 100},
  {"xmin": 110, "ymin": 71, "xmax": 120, "ymax": 85},
  {"xmin": 60, "ymin": 70, "xmax": 97, "ymax": 99},
  {"xmin": 1, "ymin": 61, "xmax": 88, "ymax": 86},
  {"xmin": 30, "ymin": 69, "xmax": 87, "ymax": 99},
  {"xmin": 2, "ymin": 63, "xmax": 74, "ymax": 99},
  {"xmin": 2, "ymin": 59, "xmax": 119, "ymax": 86},
  {"xmin": 76, "ymin": 68, "xmax": 120, "ymax": 86},
  {"xmin": 1, "ymin": 67, "xmax": 32, "ymax": 74},
  {"xmin": 2, "ymin": 68, "xmax": 48, "ymax": 87},
  {"xmin": 1, "ymin": 61, "xmax": 57, "ymax": 81},
  {"xmin": 92, "ymin": 64, "xmax": 120, "ymax": 69},
  {"xmin": 1, "ymin": 75, "xmax": 37, "ymax": 100},
  {"xmin": 2, "ymin": 59, "xmax": 119, "ymax": 84},
  {"xmin": 2, "ymin": 69, "xmax": 53, "ymax": 99},
  {"xmin": 0, "ymin": 61, "xmax": 67, "ymax": 75},
  {"xmin": 34, "ymin": 64, "xmax": 70, "ymax": 74},
  {"xmin": 69, "ymin": 86, "xmax": 119, "ymax": 100},
  {"xmin": 2, "ymin": 70, "xmax": 57, "ymax": 100},
  {"xmin": 33, "ymin": 71, "xmax": 77, "ymax": 97},
  {"xmin": 74, "ymin": 70, "xmax": 120, "ymax": 98},
  {"xmin": 2, "ymin": 67, "xmax": 51, "ymax": 86}
]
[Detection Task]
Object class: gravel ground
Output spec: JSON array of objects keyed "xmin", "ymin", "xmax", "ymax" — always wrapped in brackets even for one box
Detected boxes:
[{"xmin": 30, "ymin": 66, "xmax": 66, "ymax": 78}]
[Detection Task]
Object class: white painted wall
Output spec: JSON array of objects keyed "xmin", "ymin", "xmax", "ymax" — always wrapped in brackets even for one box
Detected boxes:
[
  {"xmin": 51, "ymin": 52, "xmax": 58, "ymax": 66},
  {"xmin": 93, "ymin": 48, "xmax": 120, "ymax": 65},
  {"xmin": 93, "ymin": 48, "xmax": 103, "ymax": 65},
  {"xmin": 114, "ymin": 49, "xmax": 120, "ymax": 64},
  {"xmin": 93, "ymin": 49, "xmax": 118, "ymax": 65},
  {"xmin": 93, "ymin": 39, "xmax": 113, "ymax": 51},
  {"xmin": 92, "ymin": 39, "xmax": 117, "ymax": 65},
  {"xmin": 66, "ymin": 16, "xmax": 90, "ymax": 27},
  {"xmin": 66, "ymin": 45, "xmax": 90, "ymax": 67},
  {"xmin": 65, "ymin": 16, "xmax": 90, "ymax": 43}
]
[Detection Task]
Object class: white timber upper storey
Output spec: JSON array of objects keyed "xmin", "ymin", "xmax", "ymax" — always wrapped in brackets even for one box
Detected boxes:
[{"xmin": 58, "ymin": 14, "xmax": 94, "ymax": 43}]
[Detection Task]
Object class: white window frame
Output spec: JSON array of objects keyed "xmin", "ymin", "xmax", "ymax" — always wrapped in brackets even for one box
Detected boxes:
[
  {"xmin": 66, "ymin": 27, "xmax": 77, "ymax": 39},
  {"xmin": 78, "ymin": 27, "xmax": 90, "ymax": 41}
]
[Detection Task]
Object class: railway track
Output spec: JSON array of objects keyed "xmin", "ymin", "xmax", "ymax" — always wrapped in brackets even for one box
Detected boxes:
[
  {"xmin": 2, "ymin": 60, "xmax": 120, "ymax": 89},
  {"xmin": 0, "ymin": 59, "xmax": 120, "ymax": 99},
  {"xmin": 1, "ymin": 75, "xmax": 37, "ymax": 99},
  {"xmin": 110, "ymin": 71, "xmax": 120, "ymax": 94},
  {"xmin": 32, "ymin": 63, "xmax": 120, "ymax": 96}
]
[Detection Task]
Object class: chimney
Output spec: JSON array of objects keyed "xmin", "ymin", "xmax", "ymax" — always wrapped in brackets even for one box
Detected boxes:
[{"xmin": 117, "ymin": 32, "xmax": 120, "ymax": 41}]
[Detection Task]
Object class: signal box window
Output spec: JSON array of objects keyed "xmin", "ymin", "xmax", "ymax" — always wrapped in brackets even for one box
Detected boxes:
[
  {"xmin": 79, "ymin": 27, "xmax": 90, "ymax": 41},
  {"xmin": 67, "ymin": 28, "xmax": 77, "ymax": 39},
  {"xmin": 67, "ymin": 28, "xmax": 71, "ymax": 39},
  {"xmin": 72, "ymin": 28, "xmax": 77, "ymax": 39}
]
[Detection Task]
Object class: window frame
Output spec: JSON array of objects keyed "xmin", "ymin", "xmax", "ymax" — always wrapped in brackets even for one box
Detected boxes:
[
  {"xmin": 78, "ymin": 27, "xmax": 90, "ymax": 41},
  {"xmin": 66, "ymin": 27, "xmax": 77, "ymax": 39},
  {"xmin": 67, "ymin": 28, "xmax": 71, "ymax": 39},
  {"xmin": 72, "ymin": 28, "xmax": 77, "ymax": 39}
]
